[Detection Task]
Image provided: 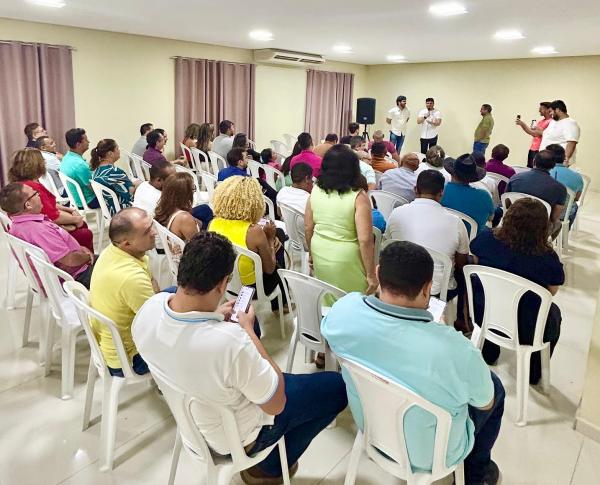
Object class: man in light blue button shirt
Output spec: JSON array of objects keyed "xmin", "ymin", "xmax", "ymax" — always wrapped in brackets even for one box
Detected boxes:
[{"xmin": 322, "ymin": 241, "xmax": 505, "ymax": 485}]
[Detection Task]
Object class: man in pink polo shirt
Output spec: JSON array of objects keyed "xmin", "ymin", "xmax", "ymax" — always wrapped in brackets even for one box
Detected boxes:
[
  {"xmin": 0, "ymin": 183, "xmax": 95, "ymax": 288},
  {"xmin": 290, "ymin": 132, "xmax": 322, "ymax": 178},
  {"xmin": 516, "ymin": 101, "xmax": 552, "ymax": 168}
]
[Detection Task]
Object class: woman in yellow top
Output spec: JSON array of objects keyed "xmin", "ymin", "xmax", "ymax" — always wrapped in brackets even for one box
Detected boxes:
[{"xmin": 209, "ymin": 176, "xmax": 287, "ymax": 310}]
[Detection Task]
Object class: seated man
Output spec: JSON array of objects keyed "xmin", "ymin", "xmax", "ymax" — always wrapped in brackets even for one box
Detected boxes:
[
  {"xmin": 132, "ymin": 122, "xmax": 154, "ymax": 157},
  {"xmin": 349, "ymin": 136, "xmax": 376, "ymax": 190},
  {"xmin": 340, "ymin": 122, "xmax": 361, "ymax": 145},
  {"xmin": 143, "ymin": 129, "xmax": 169, "ymax": 166},
  {"xmin": 485, "ymin": 144, "xmax": 515, "ymax": 196},
  {"xmin": 212, "ymin": 119, "xmax": 235, "ymax": 159},
  {"xmin": 132, "ymin": 160, "xmax": 176, "ymax": 217},
  {"xmin": 132, "ymin": 232, "xmax": 347, "ymax": 482},
  {"xmin": 0, "ymin": 183, "xmax": 95, "ymax": 287},
  {"xmin": 547, "ymin": 143, "xmax": 583, "ymax": 228},
  {"xmin": 24, "ymin": 122, "xmax": 47, "ymax": 148},
  {"xmin": 60, "ymin": 127, "xmax": 99, "ymax": 209},
  {"xmin": 35, "ymin": 136, "xmax": 62, "ymax": 171},
  {"xmin": 322, "ymin": 241, "xmax": 504, "ymax": 485},
  {"xmin": 368, "ymin": 129, "xmax": 401, "ymax": 163},
  {"xmin": 89, "ymin": 208, "xmax": 157, "ymax": 377},
  {"xmin": 276, "ymin": 162, "xmax": 313, "ymax": 214},
  {"xmin": 506, "ymin": 149, "xmax": 566, "ymax": 238},
  {"xmin": 380, "ymin": 152, "xmax": 420, "ymax": 202},
  {"xmin": 313, "ymin": 133, "xmax": 338, "ymax": 158},
  {"xmin": 369, "ymin": 141, "xmax": 398, "ymax": 173}
]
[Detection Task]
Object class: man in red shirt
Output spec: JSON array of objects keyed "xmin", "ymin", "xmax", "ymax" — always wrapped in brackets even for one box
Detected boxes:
[
  {"xmin": 516, "ymin": 101, "xmax": 552, "ymax": 168},
  {"xmin": 368, "ymin": 130, "xmax": 401, "ymax": 163}
]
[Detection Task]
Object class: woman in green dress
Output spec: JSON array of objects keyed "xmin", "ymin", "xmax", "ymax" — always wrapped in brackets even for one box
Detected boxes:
[{"xmin": 305, "ymin": 144, "xmax": 377, "ymax": 296}]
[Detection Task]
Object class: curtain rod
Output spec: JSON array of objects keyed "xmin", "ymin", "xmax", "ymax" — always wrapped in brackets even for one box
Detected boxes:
[
  {"xmin": 170, "ymin": 56, "xmax": 251, "ymax": 64},
  {"xmin": 0, "ymin": 39, "xmax": 76, "ymax": 50}
]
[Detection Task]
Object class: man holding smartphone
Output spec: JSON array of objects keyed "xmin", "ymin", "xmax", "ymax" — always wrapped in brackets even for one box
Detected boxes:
[
  {"xmin": 516, "ymin": 101, "xmax": 552, "ymax": 168},
  {"xmin": 417, "ymin": 97, "xmax": 442, "ymax": 154},
  {"xmin": 133, "ymin": 232, "xmax": 347, "ymax": 483}
]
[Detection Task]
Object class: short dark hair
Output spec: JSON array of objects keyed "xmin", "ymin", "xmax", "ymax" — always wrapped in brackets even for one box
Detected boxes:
[
  {"xmin": 0, "ymin": 182, "xmax": 27, "ymax": 215},
  {"xmin": 297, "ymin": 132, "xmax": 313, "ymax": 150},
  {"xmin": 24, "ymin": 122, "xmax": 40, "ymax": 140},
  {"xmin": 416, "ymin": 170, "xmax": 445, "ymax": 196},
  {"xmin": 379, "ymin": 241, "xmax": 434, "ymax": 299},
  {"xmin": 534, "ymin": 149, "xmax": 556, "ymax": 170},
  {"xmin": 370, "ymin": 141, "xmax": 387, "ymax": 157},
  {"xmin": 226, "ymin": 148, "xmax": 246, "ymax": 167},
  {"xmin": 396, "ymin": 95, "xmax": 406, "ymax": 104},
  {"xmin": 348, "ymin": 122, "xmax": 360, "ymax": 133},
  {"xmin": 34, "ymin": 136, "xmax": 50, "ymax": 149},
  {"xmin": 491, "ymin": 144, "xmax": 509, "ymax": 161},
  {"xmin": 146, "ymin": 129, "xmax": 163, "ymax": 148},
  {"xmin": 325, "ymin": 133, "xmax": 338, "ymax": 143},
  {"xmin": 317, "ymin": 145, "xmax": 362, "ymax": 194},
  {"xmin": 65, "ymin": 128, "xmax": 86, "ymax": 149},
  {"xmin": 290, "ymin": 162, "xmax": 313, "ymax": 183},
  {"xmin": 550, "ymin": 100, "xmax": 567, "ymax": 113},
  {"xmin": 177, "ymin": 231, "xmax": 237, "ymax": 293},
  {"xmin": 149, "ymin": 160, "xmax": 174, "ymax": 181},
  {"xmin": 545, "ymin": 144, "xmax": 566, "ymax": 166},
  {"xmin": 232, "ymin": 133, "xmax": 248, "ymax": 149},
  {"xmin": 540, "ymin": 101, "xmax": 551, "ymax": 109},
  {"xmin": 425, "ymin": 97, "xmax": 435, "ymax": 103},
  {"xmin": 482, "ymin": 104, "xmax": 492, "ymax": 113},
  {"xmin": 260, "ymin": 148, "xmax": 273, "ymax": 164},
  {"xmin": 140, "ymin": 123, "xmax": 153, "ymax": 136},
  {"xmin": 219, "ymin": 120, "xmax": 233, "ymax": 134},
  {"xmin": 349, "ymin": 136, "xmax": 364, "ymax": 150}
]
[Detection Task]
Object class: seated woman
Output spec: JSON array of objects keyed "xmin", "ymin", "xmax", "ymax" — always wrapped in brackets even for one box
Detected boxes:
[
  {"xmin": 470, "ymin": 197, "xmax": 564, "ymax": 384},
  {"xmin": 91, "ymin": 139, "xmax": 138, "ymax": 215},
  {"xmin": 232, "ymin": 133, "xmax": 261, "ymax": 161},
  {"xmin": 209, "ymin": 176, "xmax": 287, "ymax": 311},
  {"xmin": 8, "ymin": 148, "xmax": 94, "ymax": 252},
  {"xmin": 181, "ymin": 123, "xmax": 201, "ymax": 167},
  {"xmin": 414, "ymin": 145, "xmax": 451, "ymax": 182},
  {"xmin": 194, "ymin": 122, "xmax": 214, "ymax": 169}
]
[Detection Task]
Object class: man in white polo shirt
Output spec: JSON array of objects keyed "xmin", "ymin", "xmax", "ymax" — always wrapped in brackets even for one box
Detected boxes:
[
  {"xmin": 386, "ymin": 95, "xmax": 410, "ymax": 154},
  {"xmin": 132, "ymin": 161, "xmax": 175, "ymax": 217},
  {"xmin": 540, "ymin": 99, "xmax": 580, "ymax": 165},
  {"xmin": 417, "ymin": 97, "xmax": 442, "ymax": 154},
  {"xmin": 132, "ymin": 232, "xmax": 347, "ymax": 483}
]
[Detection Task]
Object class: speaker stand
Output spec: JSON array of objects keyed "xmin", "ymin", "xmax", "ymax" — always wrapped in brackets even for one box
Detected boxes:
[{"xmin": 362, "ymin": 124, "xmax": 371, "ymax": 142}]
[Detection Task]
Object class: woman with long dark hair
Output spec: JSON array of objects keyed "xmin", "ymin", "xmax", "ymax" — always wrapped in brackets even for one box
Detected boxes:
[
  {"xmin": 155, "ymin": 172, "xmax": 201, "ymax": 242},
  {"xmin": 232, "ymin": 133, "xmax": 260, "ymax": 161}
]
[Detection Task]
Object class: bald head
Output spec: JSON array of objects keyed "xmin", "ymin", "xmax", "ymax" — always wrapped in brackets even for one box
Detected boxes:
[
  {"xmin": 109, "ymin": 207, "xmax": 147, "ymax": 243},
  {"xmin": 372, "ymin": 130, "xmax": 385, "ymax": 141},
  {"xmin": 109, "ymin": 207, "xmax": 157, "ymax": 258},
  {"xmin": 401, "ymin": 153, "xmax": 420, "ymax": 172}
]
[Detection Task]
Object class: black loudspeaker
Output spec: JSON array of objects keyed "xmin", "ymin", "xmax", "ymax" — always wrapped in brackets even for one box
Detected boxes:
[{"xmin": 356, "ymin": 97, "xmax": 376, "ymax": 125}]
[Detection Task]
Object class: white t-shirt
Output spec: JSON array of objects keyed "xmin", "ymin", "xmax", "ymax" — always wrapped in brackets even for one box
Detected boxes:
[
  {"xmin": 385, "ymin": 198, "xmax": 470, "ymax": 294},
  {"xmin": 418, "ymin": 109, "xmax": 442, "ymax": 139},
  {"xmin": 212, "ymin": 134, "xmax": 234, "ymax": 159},
  {"xmin": 132, "ymin": 292, "xmax": 279, "ymax": 455},
  {"xmin": 414, "ymin": 162, "xmax": 452, "ymax": 183},
  {"xmin": 41, "ymin": 150, "xmax": 61, "ymax": 172},
  {"xmin": 540, "ymin": 118, "xmax": 580, "ymax": 163},
  {"xmin": 132, "ymin": 181, "xmax": 162, "ymax": 217},
  {"xmin": 360, "ymin": 160, "xmax": 376, "ymax": 185},
  {"xmin": 277, "ymin": 186, "xmax": 310, "ymax": 214},
  {"xmin": 387, "ymin": 106, "xmax": 411, "ymax": 136}
]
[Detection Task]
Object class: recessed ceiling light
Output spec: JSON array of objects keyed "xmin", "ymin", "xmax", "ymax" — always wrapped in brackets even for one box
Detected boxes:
[
  {"xmin": 493, "ymin": 29, "xmax": 524, "ymax": 41},
  {"xmin": 249, "ymin": 30, "xmax": 274, "ymax": 42},
  {"xmin": 27, "ymin": 0, "xmax": 65, "ymax": 6},
  {"xmin": 428, "ymin": 2, "xmax": 467, "ymax": 17},
  {"xmin": 531, "ymin": 45, "xmax": 558, "ymax": 55},
  {"xmin": 387, "ymin": 55, "xmax": 407, "ymax": 62},
  {"xmin": 333, "ymin": 44, "xmax": 353, "ymax": 54}
]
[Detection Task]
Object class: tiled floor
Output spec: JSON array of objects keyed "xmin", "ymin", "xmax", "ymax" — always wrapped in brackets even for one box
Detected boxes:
[{"xmin": 2, "ymin": 194, "xmax": 600, "ymax": 485}]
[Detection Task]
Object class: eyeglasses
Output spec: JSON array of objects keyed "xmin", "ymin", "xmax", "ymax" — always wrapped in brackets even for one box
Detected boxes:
[{"xmin": 24, "ymin": 191, "xmax": 39, "ymax": 209}]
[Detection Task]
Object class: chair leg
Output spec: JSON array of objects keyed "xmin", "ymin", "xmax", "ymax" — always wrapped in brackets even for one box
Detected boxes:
[
  {"xmin": 5, "ymin": 259, "xmax": 16, "ymax": 310},
  {"xmin": 344, "ymin": 431, "xmax": 365, "ymax": 485},
  {"xmin": 454, "ymin": 462, "xmax": 465, "ymax": 485},
  {"xmin": 38, "ymin": 300, "xmax": 50, "ymax": 366},
  {"xmin": 540, "ymin": 346, "xmax": 551, "ymax": 394},
  {"xmin": 285, "ymin": 328, "xmax": 299, "ymax": 373},
  {"xmin": 82, "ymin": 360, "xmax": 97, "ymax": 431},
  {"xmin": 562, "ymin": 223, "xmax": 569, "ymax": 252},
  {"xmin": 278, "ymin": 438, "xmax": 291, "ymax": 485},
  {"xmin": 99, "ymin": 377, "xmax": 123, "ymax": 471},
  {"xmin": 44, "ymin": 314, "xmax": 56, "ymax": 377},
  {"xmin": 22, "ymin": 288, "xmax": 34, "ymax": 347},
  {"xmin": 515, "ymin": 348, "xmax": 532, "ymax": 427},
  {"xmin": 61, "ymin": 327, "xmax": 78, "ymax": 400},
  {"xmin": 168, "ymin": 431, "xmax": 182, "ymax": 485},
  {"xmin": 324, "ymin": 348, "xmax": 337, "ymax": 371},
  {"xmin": 277, "ymin": 292, "xmax": 285, "ymax": 338}
]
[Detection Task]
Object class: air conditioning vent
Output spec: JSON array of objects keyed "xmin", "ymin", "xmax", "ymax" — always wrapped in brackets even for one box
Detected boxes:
[{"xmin": 254, "ymin": 49, "xmax": 325, "ymax": 66}]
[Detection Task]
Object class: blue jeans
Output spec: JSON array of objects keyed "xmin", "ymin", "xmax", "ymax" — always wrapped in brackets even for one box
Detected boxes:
[
  {"xmin": 191, "ymin": 204, "xmax": 214, "ymax": 230},
  {"xmin": 389, "ymin": 132, "xmax": 405, "ymax": 153},
  {"xmin": 473, "ymin": 141, "xmax": 488, "ymax": 155},
  {"xmin": 108, "ymin": 353, "xmax": 149, "ymax": 377},
  {"xmin": 248, "ymin": 372, "xmax": 348, "ymax": 477},
  {"xmin": 465, "ymin": 372, "xmax": 505, "ymax": 483}
]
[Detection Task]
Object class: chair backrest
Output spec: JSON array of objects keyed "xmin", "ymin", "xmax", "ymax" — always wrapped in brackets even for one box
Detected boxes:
[
  {"xmin": 485, "ymin": 172, "xmax": 510, "ymax": 186},
  {"xmin": 443, "ymin": 208, "xmax": 478, "ymax": 241},
  {"xmin": 578, "ymin": 173, "xmax": 591, "ymax": 206},
  {"xmin": 121, "ymin": 150, "xmax": 140, "ymax": 180},
  {"xmin": 463, "ymin": 264, "xmax": 553, "ymax": 351},
  {"xmin": 58, "ymin": 172, "xmax": 92, "ymax": 211},
  {"xmin": 189, "ymin": 147, "xmax": 209, "ymax": 173},
  {"xmin": 263, "ymin": 195, "xmax": 275, "ymax": 220},
  {"xmin": 90, "ymin": 180, "xmax": 122, "ymax": 220},
  {"xmin": 174, "ymin": 164, "xmax": 202, "ymax": 195},
  {"xmin": 40, "ymin": 169, "xmax": 66, "ymax": 200},
  {"xmin": 228, "ymin": 244, "xmax": 269, "ymax": 299},
  {"xmin": 368, "ymin": 190, "xmax": 408, "ymax": 221},
  {"xmin": 207, "ymin": 151, "xmax": 226, "ymax": 175},
  {"xmin": 278, "ymin": 202, "xmax": 307, "ymax": 252},
  {"xmin": 63, "ymin": 280, "xmax": 135, "ymax": 378},
  {"xmin": 247, "ymin": 160, "xmax": 283, "ymax": 192},
  {"xmin": 563, "ymin": 187, "xmax": 576, "ymax": 223},
  {"xmin": 511, "ymin": 165, "xmax": 531, "ymax": 174},
  {"xmin": 270, "ymin": 139, "xmax": 290, "ymax": 157},
  {"xmin": 153, "ymin": 220, "xmax": 186, "ymax": 282},
  {"xmin": 201, "ymin": 170, "xmax": 218, "ymax": 204},
  {"xmin": 501, "ymin": 192, "xmax": 551, "ymax": 217},
  {"xmin": 179, "ymin": 143, "xmax": 192, "ymax": 165},
  {"xmin": 0, "ymin": 210, "xmax": 11, "ymax": 233},
  {"xmin": 337, "ymin": 355, "xmax": 456, "ymax": 479},
  {"xmin": 129, "ymin": 152, "xmax": 151, "ymax": 181},
  {"xmin": 5, "ymin": 233, "xmax": 49, "ymax": 296},
  {"xmin": 246, "ymin": 159, "xmax": 262, "ymax": 179},
  {"xmin": 282, "ymin": 133, "xmax": 296, "ymax": 151},
  {"xmin": 279, "ymin": 269, "xmax": 346, "ymax": 345}
]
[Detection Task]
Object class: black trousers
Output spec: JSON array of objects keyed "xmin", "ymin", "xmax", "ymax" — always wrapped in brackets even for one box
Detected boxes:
[
  {"xmin": 527, "ymin": 150, "xmax": 538, "ymax": 168},
  {"xmin": 420, "ymin": 136, "xmax": 438, "ymax": 154}
]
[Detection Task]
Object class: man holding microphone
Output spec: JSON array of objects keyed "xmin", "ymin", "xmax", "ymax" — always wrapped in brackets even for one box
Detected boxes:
[{"xmin": 417, "ymin": 97, "xmax": 442, "ymax": 154}]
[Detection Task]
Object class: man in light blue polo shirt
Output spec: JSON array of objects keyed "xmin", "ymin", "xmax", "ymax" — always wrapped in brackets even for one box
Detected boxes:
[
  {"xmin": 547, "ymin": 143, "xmax": 584, "ymax": 227},
  {"xmin": 60, "ymin": 128, "xmax": 99, "ymax": 209},
  {"xmin": 322, "ymin": 241, "xmax": 504, "ymax": 485}
]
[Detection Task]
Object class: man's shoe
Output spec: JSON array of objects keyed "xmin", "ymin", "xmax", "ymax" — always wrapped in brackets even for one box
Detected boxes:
[{"xmin": 240, "ymin": 462, "xmax": 299, "ymax": 484}]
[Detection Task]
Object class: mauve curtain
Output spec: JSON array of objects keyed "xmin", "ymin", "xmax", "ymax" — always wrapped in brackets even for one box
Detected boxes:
[
  {"xmin": 174, "ymin": 57, "xmax": 255, "ymax": 154},
  {"xmin": 0, "ymin": 41, "xmax": 75, "ymax": 185},
  {"xmin": 304, "ymin": 69, "xmax": 354, "ymax": 143}
]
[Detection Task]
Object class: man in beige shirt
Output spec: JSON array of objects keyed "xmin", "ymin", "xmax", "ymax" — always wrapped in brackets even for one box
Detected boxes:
[{"xmin": 313, "ymin": 133, "xmax": 338, "ymax": 158}]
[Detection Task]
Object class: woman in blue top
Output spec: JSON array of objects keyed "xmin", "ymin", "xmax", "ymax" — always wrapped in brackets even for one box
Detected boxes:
[{"xmin": 91, "ymin": 139, "xmax": 137, "ymax": 215}]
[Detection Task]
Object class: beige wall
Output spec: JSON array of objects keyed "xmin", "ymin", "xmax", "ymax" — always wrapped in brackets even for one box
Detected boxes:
[
  {"xmin": 366, "ymin": 56, "xmax": 600, "ymax": 185},
  {"xmin": 0, "ymin": 17, "xmax": 365, "ymax": 159}
]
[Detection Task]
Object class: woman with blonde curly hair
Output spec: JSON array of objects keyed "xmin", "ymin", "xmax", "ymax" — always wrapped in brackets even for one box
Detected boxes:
[
  {"xmin": 8, "ymin": 148, "xmax": 94, "ymax": 251},
  {"xmin": 470, "ymin": 197, "xmax": 564, "ymax": 384},
  {"xmin": 209, "ymin": 176, "xmax": 287, "ymax": 310}
]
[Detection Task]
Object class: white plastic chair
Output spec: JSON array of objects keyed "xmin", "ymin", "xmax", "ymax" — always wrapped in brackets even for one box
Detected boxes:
[
  {"xmin": 121, "ymin": 150, "xmax": 141, "ymax": 180},
  {"xmin": 414, "ymin": 152, "xmax": 426, "ymax": 163},
  {"xmin": 179, "ymin": 143, "xmax": 192, "ymax": 166},
  {"xmin": 382, "ymin": 240, "xmax": 452, "ymax": 302},
  {"xmin": 277, "ymin": 202, "xmax": 308, "ymax": 273},
  {"xmin": 40, "ymin": 169, "xmax": 69, "ymax": 205},
  {"xmin": 463, "ymin": 265, "xmax": 552, "ymax": 426},
  {"xmin": 227, "ymin": 244, "xmax": 285, "ymax": 338},
  {"xmin": 558, "ymin": 187, "xmax": 576, "ymax": 253},
  {"xmin": 368, "ymin": 190, "xmax": 408, "ymax": 221},
  {"xmin": 173, "ymin": 165, "xmax": 207, "ymax": 205},
  {"xmin": 271, "ymin": 139, "xmax": 291, "ymax": 157},
  {"xmin": 130, "ymin": 152, "xmax": 151, "ymax": 181},
  {"xmin": 147, "ymin": 365, "xmax": 290, "ymax": 485},
  {"xmin": 247, "ymin": 160, "xmax": 283, "ymax": 192},
  {"xmin": 207, "ymin": 151, "xmax": 227, "ymax": 175},
  {"xmin": 190, "ymin": 147, "xmax": 210, "ymax": 174},
  {"xmin": 90, "ymin": 181, "xmax": 122, "ymax": 250},
  {"xmin": 443, "ymin": 208, "xmax": 478, "ymax": 242},
  {"xmin": 153, "ymin": 220, "xmax": 186, "ymax": 285},
  {"xmin": 0, "ymin": 211, "xmax": 17, "ymax": 309},
  {"xmin": 201, "ymin": 170, "xmax": 218, "ymax": 206},
  {"xmin": 511, "ymin": 165, "xmax": 531, "ymax": 174},
  {"xmin": 337, "ymin": 355, "xmax": 465, "ymax": 485},
  {"xmin": 26, "ymin": 251, "xmax": 83, "ymax": 400},
  {"xmin": 573, "ymin": 173, "xmax": 591, "ymax": 235},
  {"xmin": 282, "ymin": 133, "xmax": 296, "ymax": 152},
  {"xmin": 278, "ymin": 269, "xmax": 346, "ymax": 372},
  {"xmin": 501, "ymin": 192, "xmax": 551, "ymax": 218},
  {"xmin": 63, "ymin": 281, "xmax": 153, "ymax": 470},
  {"xmin": 263, "ymin": 195, "xmax": 276, "ymax": 221},
  {"xmin": 485, "ymin": 172, "xmax": 509, "ymax": 189}
]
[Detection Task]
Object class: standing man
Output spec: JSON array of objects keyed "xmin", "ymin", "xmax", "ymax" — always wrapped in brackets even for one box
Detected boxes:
[
  {"xmin": 516, "ymin": 102, "xmax": 552, "ymax": 168},
  {"xmin": 540, "ymin": 100, "xmax": 580, "ymax": 166},
  {"xmin": 473, "ymin": 104, "xmax": 494, "ymax": 155},
  {"xmin": 417, "ymin": 98, "xmax": 442, "ymax": 154},
  {"xmin": 386, "ymin": 95, "xmax": 410, "ymax": 154},
  {"xmin": 368, "ymin": 130, "xmax": 401, "ymax": 163}
]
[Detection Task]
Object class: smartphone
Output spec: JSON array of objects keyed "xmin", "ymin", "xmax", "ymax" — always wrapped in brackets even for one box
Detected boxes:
[
  {"xmin": 531, "ymin": 119, "xmax": 537, "ymax": 129},
  {"xmin": 230, "ymin": 286, "xmax": 255, "ymax": 322},
  {"xmin": 516, "ymin": 114, "xmax": 521, "ymax": 120}
]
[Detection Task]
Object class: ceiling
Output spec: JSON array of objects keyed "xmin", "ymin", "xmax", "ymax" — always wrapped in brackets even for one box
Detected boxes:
[{"xmin": 2, "ymin": 0, "xmax": 600, "ymax": 65}]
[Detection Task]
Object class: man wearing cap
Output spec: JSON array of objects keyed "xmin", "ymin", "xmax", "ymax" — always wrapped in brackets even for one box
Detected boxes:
[{"xmin": 441, "ymin": 154, "xmax": 495, "ymax": 236}]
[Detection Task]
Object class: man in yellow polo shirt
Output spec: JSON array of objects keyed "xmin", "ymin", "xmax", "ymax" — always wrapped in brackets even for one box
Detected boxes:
[{"xmin": 90, "ymin": 207, "xmax": 158, "ymax": 376}]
